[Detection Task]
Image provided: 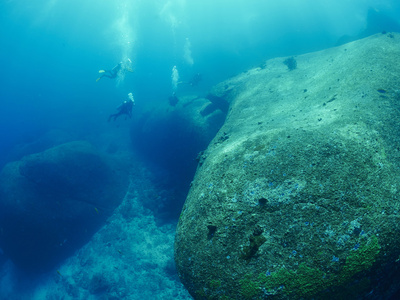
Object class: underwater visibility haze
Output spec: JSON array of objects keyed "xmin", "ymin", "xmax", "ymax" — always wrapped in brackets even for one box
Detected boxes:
[{"xmin": 0, "ymin": 0, "xmax": 400, "ymax": 299}]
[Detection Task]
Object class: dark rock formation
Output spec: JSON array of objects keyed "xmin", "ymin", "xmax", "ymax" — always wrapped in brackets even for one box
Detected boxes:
[
  {"xmin": 175, "ymin": 33, "xmax": 400, "ymax": 299},
  {"xmin": 0, "ymin": 141, "xmax": 129, "ymax": 272},
  {"xmin": 205, "ymin": 94, "xmax": 230, "ymax": 114},
  {"xmin": 130, "ymin": 96, "xmax": 225, "ymax": 219}
]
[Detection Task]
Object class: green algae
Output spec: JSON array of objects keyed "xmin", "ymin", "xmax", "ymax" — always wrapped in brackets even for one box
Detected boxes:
[
  {"xmin": 339, "ymin": 235, "xmax": 380, "ymax": 283},
  {"xmin": 209, "ymin": 279, "xmax": 222, "ymax": 289},
  {"xmin": 250, "ymin": 236, "xmax": 380, "ymax": 299},
  {"xmin": 239, "ymin": 278, "xmax": 260, "ymax": 299},
  {"xmin": 258, "ymin": 264, "xmax": 326, "ymax": 298}
]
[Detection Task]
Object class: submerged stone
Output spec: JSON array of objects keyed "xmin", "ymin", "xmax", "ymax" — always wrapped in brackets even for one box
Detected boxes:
[
  {"xmin": 0, "ymin": 141, "xmax": 129, "ymax": 272},
  {"xmin": 175, "ymin": 33, "xmax": 400, "ymax": 299}
]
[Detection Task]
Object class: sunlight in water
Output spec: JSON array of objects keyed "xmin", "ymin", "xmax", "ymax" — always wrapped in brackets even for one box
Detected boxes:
[
  {"xmin": 183, "ymin": 37, "xmax": 194, "ymax": 66},
  {"xmin": 114, "ymin": 0, "xmax": 136, "ymax": 85},
  {"xmin": 159, "ymin": 0, "xmax": 187, "ymax": 31},
  {"xmin": 171, "ymin": 65, "xmax": 179, "ymax": 91}
]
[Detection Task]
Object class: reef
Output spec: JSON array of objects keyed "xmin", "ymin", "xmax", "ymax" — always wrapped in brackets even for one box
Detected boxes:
[{"xmin": 175, "ymin": 33, "xmax": 400, "ymax": 299}]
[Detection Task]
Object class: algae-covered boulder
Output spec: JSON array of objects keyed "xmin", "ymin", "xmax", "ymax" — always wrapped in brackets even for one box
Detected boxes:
[
  {"xmin": 175, "ymin": 33, "xmax": 400, "ymax": 299},
  {"xmin": 0, "ymin": 141, "xmax": 129, "ymax": 272}
]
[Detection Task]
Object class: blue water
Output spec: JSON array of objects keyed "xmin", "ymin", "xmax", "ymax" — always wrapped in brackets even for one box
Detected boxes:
[
  {"xmin": 1, "ymin": 0, "xmax": 399, "ymax": 161},
  {"xmin": 0, "ymin": 0, "xmax": 400, "ymax": 299}
]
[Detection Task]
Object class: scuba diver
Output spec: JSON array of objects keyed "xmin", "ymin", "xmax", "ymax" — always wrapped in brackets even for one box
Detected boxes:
[
  {"xmin": 108, "ymin": 93, "xmax": 135, "ymax": 122},
  {"xmin": 97, "ymin": 59, "xmax": 133, "ymax": 82},
  {"xmin": 168, "ymin": 92, "xmax": 179, "ymax": 106}
]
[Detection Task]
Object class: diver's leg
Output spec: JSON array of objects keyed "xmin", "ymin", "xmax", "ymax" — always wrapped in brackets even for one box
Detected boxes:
[
  {"xmin": 113, "ymin": 112, "xmax": 123, "ymax": 121},
  {"xmin": 96, "ymin": 74, "xmax": 106, "ymax": 82},
  {"xmin": 101, "ymin": 70, "xmax": 114, "ymax": 79},
  {"xmin": 110, "ymin": 71, "xmax": 118, "ymax": 79},
  {"xmin": 108, "ymin": 113, "xmax": 117, "ymax": 122}
]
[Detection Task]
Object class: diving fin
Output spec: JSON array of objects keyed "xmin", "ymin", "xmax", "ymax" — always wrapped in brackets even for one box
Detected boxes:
[
  {"xmin": 96, "ymin": 77, "xmax": 101, "ymax": 82},
  {"xmin": 98, "ymin": 70, "xmax": 105, "ymax": 73}
]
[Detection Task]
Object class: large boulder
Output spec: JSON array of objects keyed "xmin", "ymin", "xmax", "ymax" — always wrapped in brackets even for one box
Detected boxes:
[
  {"xmin": 175, "ymin": 33, "xmax": 400, "ymax": 299},
  {"xmin": 0, "ymin": 141, "xmax": 129, "ymax": 272}
]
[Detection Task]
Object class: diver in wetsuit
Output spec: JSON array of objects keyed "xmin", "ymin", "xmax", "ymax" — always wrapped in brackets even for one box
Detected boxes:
[
  {"xmin": 96, "ymin": 59, "xmax": 133, "ymax": 82},
  {"xmin": 97, "ymin": 62, "xmax": 122, "ymax": 81},
  {"xmin": 108, "ymin": 93, "xmax": 135, "ymax": 122}
]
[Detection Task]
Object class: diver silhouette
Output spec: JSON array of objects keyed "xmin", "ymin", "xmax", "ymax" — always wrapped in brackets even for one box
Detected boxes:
[
  {"xmin": 108, "ymin": 93, "xmax": 135, "ymax": 122},
  {"xmin": 97, "ymin": 59, "xmax": 133, "ymax": 82}
]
